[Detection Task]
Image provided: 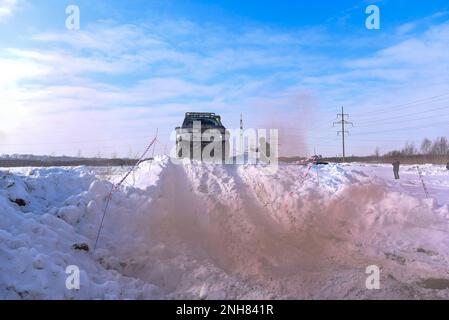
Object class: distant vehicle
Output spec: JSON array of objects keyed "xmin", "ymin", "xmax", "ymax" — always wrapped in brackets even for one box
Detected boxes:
[
  {"xmin": 312, "ymin": 155, "xmax": 329, "ymax": 165},
  {"xmin": 175, "ymin": 112, "xmax": 230, "ymax": 160},
  {"xmin": 297, "ymin": 155, "xmax": 329, "ymax": 165}
]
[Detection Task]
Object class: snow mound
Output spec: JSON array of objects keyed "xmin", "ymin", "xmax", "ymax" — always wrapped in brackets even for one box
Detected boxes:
[{"xmin": 1, "ymin": 159, "xmax": 449, "ymax": 299}]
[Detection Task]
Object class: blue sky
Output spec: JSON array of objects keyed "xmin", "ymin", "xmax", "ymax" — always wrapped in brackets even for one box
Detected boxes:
[{"xmin": 1, "ymin": 0, "xmax": 449, "ymax": 157}]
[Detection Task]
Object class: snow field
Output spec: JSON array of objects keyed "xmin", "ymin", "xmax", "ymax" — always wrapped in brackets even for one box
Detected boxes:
[{"xmin": 1, "ymin": 157, "xmax": 449, "ymax": 299}]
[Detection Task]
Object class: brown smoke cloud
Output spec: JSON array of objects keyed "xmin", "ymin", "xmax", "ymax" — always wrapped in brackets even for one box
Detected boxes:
[{"xmin": 256, "ymin": 91, "xmax": 318, "ymax": 157}]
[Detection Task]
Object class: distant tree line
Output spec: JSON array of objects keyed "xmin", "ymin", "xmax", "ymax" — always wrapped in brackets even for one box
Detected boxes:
[
  {"xmin": 313, "ymin": 137, "xmax": 449, "ymax": 165},
  {"xmin": 0, "ymin": 158, "xmax": 143, "ymax": 168},
  {"xmin": 384, "ymin": 136, "xmax": 449, "ymax": 157}
]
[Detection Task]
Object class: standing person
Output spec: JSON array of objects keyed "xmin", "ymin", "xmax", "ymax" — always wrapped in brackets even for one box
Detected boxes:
[
  {"xmin": 446, "ymin": 161, "xmax": 449, "ymax": 170},
  {"xmin": 392, "ymin": 159, "xmax": 400, "ymax": 179}
]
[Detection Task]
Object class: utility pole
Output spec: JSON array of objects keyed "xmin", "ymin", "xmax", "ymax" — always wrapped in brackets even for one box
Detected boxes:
[{"xmin": 333, "ymin": 106, "xmax": 353, "ymax": 162}]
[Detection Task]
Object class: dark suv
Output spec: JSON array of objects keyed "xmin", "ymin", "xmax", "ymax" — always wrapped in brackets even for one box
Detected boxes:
[{"xmin": 175, "ymin": 112, "xmax": 230, "ymax": 160}]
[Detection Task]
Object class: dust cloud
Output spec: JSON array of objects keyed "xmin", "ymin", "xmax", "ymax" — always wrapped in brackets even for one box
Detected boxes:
[
  {"xmin": 120, "ymin": 163, "xmax": 391, "ymax": 298},
  {"xmin": 255, "ymin": 92, "xmax": 318, "ymax": 157}
]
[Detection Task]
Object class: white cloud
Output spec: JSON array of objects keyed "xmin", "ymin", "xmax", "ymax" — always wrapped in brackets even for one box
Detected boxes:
[
  {"xmin": 0, "ymin": 0, "xmax": 19, "ymax": 22},
  {"xmin": 396, "ymin": 22, "xmax": 417, "ymax": 35},
  {"xmin": 0, "ymin": 56, "xmax": 46, "ymax": 86}
]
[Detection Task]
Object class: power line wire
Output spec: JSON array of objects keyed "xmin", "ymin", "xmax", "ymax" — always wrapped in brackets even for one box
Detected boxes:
[
  {"xmin": 357, "ymin": 113, "xmax": 449, "ymax": 128},
  {"xmin": 353, "ymin": 120, "xmax": 449, "ymax": 135},
  {"xmin": 351, "ymin": 92, "xmax": 449, "ymax": 118},
  {"xmin": 356, "ymin": 104, "xmax": 449, "ymax": 125}
]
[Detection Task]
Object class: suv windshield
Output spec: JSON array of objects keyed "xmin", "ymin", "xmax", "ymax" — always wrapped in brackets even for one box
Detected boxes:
[{"xmin": 183, "ymin": 118, "xmax": 221, "ymax": 127}]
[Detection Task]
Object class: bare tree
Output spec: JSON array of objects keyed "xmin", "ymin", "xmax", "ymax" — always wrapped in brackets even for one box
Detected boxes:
[
  {"xmin": 431, "ymin": 136, "xmax": 449, "ymax": 155},
  {"xmin": 402, "ymin": 142, "xmax": 417, "ymax": 156},
  {"xmin": 385, "ymin": 150, "xmax": 402, "ymax": 157},
  {"xmin": 420, "ymin": 138, "xmax": 432, "ymax": 154},
  {"xmin": 374, "ymin": 146, "xmax": 380, "ymax": 158}
]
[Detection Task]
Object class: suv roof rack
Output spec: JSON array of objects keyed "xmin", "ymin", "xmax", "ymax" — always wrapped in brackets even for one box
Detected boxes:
[{"xmin": 185, "ymin": 112, "xmax": 216, "ymax": 118}]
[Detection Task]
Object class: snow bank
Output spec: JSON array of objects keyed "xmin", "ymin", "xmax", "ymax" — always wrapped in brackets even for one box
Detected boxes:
[
  {"xmin": 1, "ymin": 159, "xmax": 449, "ymax": 299},
  {"xmin": 0, "ymin": 165, "xmax": 161, "ymax": 299}
]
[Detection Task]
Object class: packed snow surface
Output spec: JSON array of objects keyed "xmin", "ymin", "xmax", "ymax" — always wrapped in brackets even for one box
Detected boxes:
[{"xmin": 1, "ymin": 157, "xmax": 449, "ymax": 299}]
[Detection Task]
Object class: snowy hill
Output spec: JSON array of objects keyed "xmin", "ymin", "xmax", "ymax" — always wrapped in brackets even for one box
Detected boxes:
[{"xmin": 1, "ymin": 158, "xmax": 449, "ymax": 299}]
